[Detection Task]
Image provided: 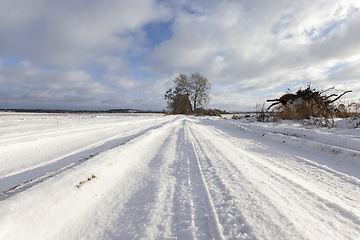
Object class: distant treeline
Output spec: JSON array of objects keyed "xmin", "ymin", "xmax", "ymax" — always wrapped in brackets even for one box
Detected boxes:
[{"xmin": 0, "ymin": 109, "xmax": 166, "ymax": 114}]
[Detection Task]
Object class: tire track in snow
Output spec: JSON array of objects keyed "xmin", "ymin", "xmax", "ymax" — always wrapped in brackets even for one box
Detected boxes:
[
  {"xmin": 187, "ymin": 121, "xmax": 314, "ymax": 239},
  {"xmin": 163, "ymin": 119, "xmax": 225, "ymax": 240},
  {"xmin": 186, "ymin": 120, "xmax": 258, "ymax": 240},
  {"xmin": 216, "ymin": 125, "xmax": 360, "ymax": 225},
  {"xmin": 208, "ymin": 118, "xmax": 360, "ymax": 186},
  {"xmin": 2, "ymin": 116, "xmax": 359, "ymax": 239},
  {"xmin": 188, "ymin": 119, "xmax": 360, "ymax": 240},
  {"xmin": 44, "ymin": 116, "xmax": 183, "ymax": 240},
  {"xmin": 119, "ymin": 117, "xmax": 181, "ymax": 239},
  {"xmin": 232, "ymin": 122, "xmax": 360, "ymax": 166},
  {"xmin": 0, "ymin": 117, "xmax": 178, "ymax": 200},
  {"xmin": 0, "ymin": 116, "xmax": 164, "ymax": 146},
  {"xmin": 184, "ymin": 121, "xmax": 233, "ymax": 240},
  {"xmin": 0, "ymin": 116, "xmax": 172, "ymax": 180},
  {"xmin": 53, "ymin": 116, "xmax": 228, "ymax": 240}
]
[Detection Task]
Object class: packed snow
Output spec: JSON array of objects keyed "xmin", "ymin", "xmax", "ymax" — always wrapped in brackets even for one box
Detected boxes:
[{"xmin": 0, "ymin": 112, "xmax": 359, "ymax": 239}]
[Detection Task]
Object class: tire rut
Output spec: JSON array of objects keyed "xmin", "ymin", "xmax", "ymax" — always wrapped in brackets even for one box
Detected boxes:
[
  {"xmin": 186, "ymin": 121, "xmax": 258, "ymax": 240},
  {"xmin": 188, "ymin": 119, "xmax": 360, "ymax": 240},
  {"xmin": 166, "ymin": 120, "xmax": 225, "ymax": 240},
  {"xmin": 0, "ymin": 119, "xmax": 176, "ymax": 201}
]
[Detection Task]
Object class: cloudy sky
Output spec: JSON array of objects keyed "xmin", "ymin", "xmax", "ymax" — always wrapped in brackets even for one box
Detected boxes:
[{"xmin": 1, "ymin": 0, "xmax": 360, "ymax": 111}]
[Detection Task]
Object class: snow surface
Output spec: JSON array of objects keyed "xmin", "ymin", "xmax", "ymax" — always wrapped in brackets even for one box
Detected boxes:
[{"xmin": 0, "ymin": 113, "xmax": 359, "ymax": 239}]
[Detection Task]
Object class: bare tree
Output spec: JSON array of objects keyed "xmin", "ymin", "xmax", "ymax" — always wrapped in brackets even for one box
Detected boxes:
[
  {"xmin": 172, "ymin": 73, "xmax": 193, "ymax": 112},
  {"xmin": 173, "ymin": 74, "xmax": 191, "ymax": 95},
  {"xmin": 165, "ymin": 73, "xmax": 211, "ymax": 114},
  {"xmin": 190, "ymin": 73, "xmax": 211, "ymax": 111}
]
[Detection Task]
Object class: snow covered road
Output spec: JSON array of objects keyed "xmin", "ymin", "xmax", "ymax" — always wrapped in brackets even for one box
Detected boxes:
[{"xmin": 0, "ymin": 114, "xmax": 359, "ymax": 239}]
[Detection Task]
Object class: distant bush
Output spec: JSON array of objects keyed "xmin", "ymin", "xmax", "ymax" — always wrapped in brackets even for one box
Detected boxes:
[
  {"xmin": 231, "ymin": 113, "xmax": 253, "ymax": 120},
  {"xmin": 256, "ymin": 102, "xmax": 269, "ymax": 122},
  {"xmin": 206, "ymin": 109, "xmax": 222, "ymax": 117},
  {"xmin": 348, "ymin": 99, "xmax": 360, "ymax": 116},
  {"xmin": 193, "ymin": 108, "xmax": 222, "ymax": 117},
  {"xmin": 333, "ymin": 100, "xmax": 360, "ymax": 118}
]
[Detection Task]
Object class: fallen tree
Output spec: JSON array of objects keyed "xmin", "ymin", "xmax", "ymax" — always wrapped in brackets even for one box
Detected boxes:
[{"xmin": 266, "ymin": 85, "xmax": 352, "ymax": 119}]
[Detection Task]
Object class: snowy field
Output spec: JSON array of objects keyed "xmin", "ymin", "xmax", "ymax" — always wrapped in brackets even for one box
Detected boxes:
[{"xmin": 0, "ymin": 112, "xmax": 359, "ymax": 239}]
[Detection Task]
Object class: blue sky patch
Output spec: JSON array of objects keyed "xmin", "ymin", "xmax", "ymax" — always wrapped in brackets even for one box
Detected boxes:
[
  {"xmin": 1, "ymin": 56, "xmax": 22, "ymax": 67},
  {"xmin": 143, "ymin": 21, "xmax": 173, "ymax": 48},
  {"xmin": 328, "ymin": 62, "xmax": 348, "ymax": 74}
]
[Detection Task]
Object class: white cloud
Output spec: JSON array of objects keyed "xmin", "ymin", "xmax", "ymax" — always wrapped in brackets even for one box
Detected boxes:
[
  {"xmin": 1, "ymin": 0, "xmax": 360, "ymax": 111},
  {"xmin": 0, "ymin": 58, "xmax": 173, "ymax": 110},
  {"xmin": 0, "ymin": 61, "xmax": 114, "ymax": 109},
  {"xmin": 328, "ymin": 61, "xmax": 360, "ymax": 82},
  {"xmin": 0, "ymin": 0, "xmax": 172, "ymax": 69},
  {"xmin": 150, "ymin": 1, "xmax": 360, "ymax": 92}
]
